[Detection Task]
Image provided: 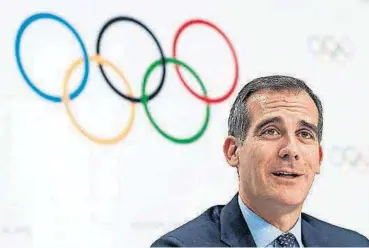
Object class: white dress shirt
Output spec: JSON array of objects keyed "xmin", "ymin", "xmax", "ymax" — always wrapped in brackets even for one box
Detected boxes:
[{"xmin": 238, "ymin": 195, "xmax": 304, "ymax": 247}]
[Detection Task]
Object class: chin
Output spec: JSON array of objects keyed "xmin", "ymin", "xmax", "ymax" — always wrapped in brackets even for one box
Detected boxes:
[
  {"xmin": 273, "ymin": 190, "xmax": 307, "ymax": 207},
  {"xmin": 278, "ymin": 197, "xmax": 304, "ymax": 206}
]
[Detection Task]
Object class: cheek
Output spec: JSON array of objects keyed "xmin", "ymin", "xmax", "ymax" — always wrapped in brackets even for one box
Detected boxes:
[
  {"xmin": 303, "ymin": 149, "xmax": 321, "ymax": 172},
  {"xmin": 239, "ymin": 147, "xmax": 263, "ymax": 167},
  {"xmin": 240, "ymin": 147, "xmax": 270, "ymax": 179}
]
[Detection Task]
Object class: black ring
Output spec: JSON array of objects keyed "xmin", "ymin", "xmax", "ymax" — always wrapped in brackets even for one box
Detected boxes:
[{"xmin": 96, "ymin": 16, "xmax": 166, "ymax": 103}]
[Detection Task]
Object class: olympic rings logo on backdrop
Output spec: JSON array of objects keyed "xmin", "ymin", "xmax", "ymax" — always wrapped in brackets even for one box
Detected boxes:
[
  {"xmin": 327, "ymin": 146, "xmax": 369, "ymax": 167},
  {"xmin": 14, "ymin": 12, "xmax": 239, "ymax": 145},
  {"xmin": 307, "ymin": 35, "xmax": 353, "ymax": 59}
]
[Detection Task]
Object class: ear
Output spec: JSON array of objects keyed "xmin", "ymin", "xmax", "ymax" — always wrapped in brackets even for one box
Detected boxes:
[
  {"xmin": 316, "ymin": 145, "xmax": 323, "ymax": 174},
  {"xmin": 223, "ymin": 136, "xmax": 240, "ymax": 168}
]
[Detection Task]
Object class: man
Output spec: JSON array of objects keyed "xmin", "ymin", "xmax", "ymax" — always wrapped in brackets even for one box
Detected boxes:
[{"xmin": 151, "ymin": 75, "xmax": 369, "ymax": 247}]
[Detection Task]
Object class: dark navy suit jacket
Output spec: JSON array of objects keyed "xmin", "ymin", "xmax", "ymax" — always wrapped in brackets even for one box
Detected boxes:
[{"xmin": 151, "ymin": 193, "xmax": 369, "ymax": 247}]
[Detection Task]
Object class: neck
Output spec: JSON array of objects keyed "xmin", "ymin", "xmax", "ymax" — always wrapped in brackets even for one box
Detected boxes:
[{"xmin": 239, "ymin": 191, "xmax": 302, "ymax": 232}]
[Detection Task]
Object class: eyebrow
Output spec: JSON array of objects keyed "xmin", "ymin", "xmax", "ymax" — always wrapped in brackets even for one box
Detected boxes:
[
  {"xmin": 253, "ymin": 116, "xmax": 319, "ymax": 136},
  {"xmin": 253, "ymin": 117, "xmax": 282, "ymax": 134},
  {"xmin": 298, "ymin": 120, "xmax": 318, "ymax": 137}
]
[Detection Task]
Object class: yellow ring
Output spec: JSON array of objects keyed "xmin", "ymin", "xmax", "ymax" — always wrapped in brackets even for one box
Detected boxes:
[{"xmin": 62, "ymin": 55, "xmax": 136, "ymax": 145}]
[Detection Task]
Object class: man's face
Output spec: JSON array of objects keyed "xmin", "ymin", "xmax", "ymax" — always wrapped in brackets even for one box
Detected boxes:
[{"xmin": 228, "ymin": 89, "xmax": 323, "ymax": 208}]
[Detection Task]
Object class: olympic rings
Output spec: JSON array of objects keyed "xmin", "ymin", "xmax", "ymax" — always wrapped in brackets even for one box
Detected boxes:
[
  {"xmin": 307, "ymin": 35, "xmax": 353, "ymax": 59},
  {"xmin": 172, "ymin": 19, "xmax": 239, "ymax": 104},
  {"xmin": 14, "ymin": 12, "xmax": 89, "ymax": 102},
  {"xmin": 62, "ymin": 55, "xmax": 136, "ymax": 144},
  {"xmin": 15, "ymin": 12, "xmax": 239, "ymax": 145},
  {"xmin": 96, "ymin": 16, "xmax": 166, "ymax": 103},
  {"xmin": 328, "ymin": 146, "xmax": 369, "ymax": 167},
  {"xmin": 142, "ymin": 58, "xmax": 210, "ymax": 144}
]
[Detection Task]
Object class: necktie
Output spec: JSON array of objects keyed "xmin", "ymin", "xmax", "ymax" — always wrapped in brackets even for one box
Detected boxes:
[{"xmin": 275, "ymin": 232, "xmax": 300, "ymax": 247}]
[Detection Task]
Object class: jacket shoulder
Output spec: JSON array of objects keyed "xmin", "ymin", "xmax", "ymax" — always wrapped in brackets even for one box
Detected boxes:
[
  {"xmin": 151, "ymin": 205, "xmax": 226, "ymax": 247},
  {"xmin": 302, "ymin": 212, "xmax": 369, "ymax": 246}
]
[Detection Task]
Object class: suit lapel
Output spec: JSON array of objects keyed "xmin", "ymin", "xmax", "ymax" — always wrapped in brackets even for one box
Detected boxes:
[
  {"xmin": 301, "ymin": 213, "xmax": 329, "ymax": 247},
  {"xmin": 220, "ymin": 193, "xmax": 257, "ymax": 247}
]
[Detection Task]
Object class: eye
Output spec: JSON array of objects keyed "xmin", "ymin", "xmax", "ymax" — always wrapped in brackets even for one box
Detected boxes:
[
  {"xmin": 299, "ymin": 130, "xmax": 314, "ymax": 139},
  {"xmin": 262, "ymin": 128, "xmax": 280, "ymax": 136}
]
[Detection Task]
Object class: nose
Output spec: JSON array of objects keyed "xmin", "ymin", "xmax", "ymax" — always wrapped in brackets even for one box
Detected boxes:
[{"xmin": 279, "ymin": 137, "xmax": 300, "ymax": 161}]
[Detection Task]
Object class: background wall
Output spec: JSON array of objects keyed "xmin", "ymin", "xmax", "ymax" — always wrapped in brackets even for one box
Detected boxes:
[{"xmin": 1, "ymin": 0, "xmax": 369, "ymax": 247}]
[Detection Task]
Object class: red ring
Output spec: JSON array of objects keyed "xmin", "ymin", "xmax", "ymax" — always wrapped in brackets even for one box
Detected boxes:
[{"xmin": 172, "ymin": 19, "xmax": 239, "ymax": 104}]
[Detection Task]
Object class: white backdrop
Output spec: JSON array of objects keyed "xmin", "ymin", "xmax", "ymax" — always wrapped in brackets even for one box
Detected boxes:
[{"xmin": 1, "ymin": 0, "xmax": 369, "ymax": 247}]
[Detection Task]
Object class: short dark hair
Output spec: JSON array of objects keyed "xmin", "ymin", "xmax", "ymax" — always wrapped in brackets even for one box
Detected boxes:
[{"xmin": 228, "ymin": 75, "xmax": 324, "ymax": 144}]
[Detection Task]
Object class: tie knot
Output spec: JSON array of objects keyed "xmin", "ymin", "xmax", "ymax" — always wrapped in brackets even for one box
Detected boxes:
[{"xmin": 276, "ymin": 232, "xmax": 299, "ymax": 247}]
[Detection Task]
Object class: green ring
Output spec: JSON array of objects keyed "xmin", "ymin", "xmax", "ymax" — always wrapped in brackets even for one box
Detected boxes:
[{"xmin": 141, "ymin": 57, "xmax": 211, "ymax": 144}]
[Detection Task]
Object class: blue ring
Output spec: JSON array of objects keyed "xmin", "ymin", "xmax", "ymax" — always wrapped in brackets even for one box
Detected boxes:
[{"xmin": 14, "ymin": 12, "xmax": 89, "ymax": 102}]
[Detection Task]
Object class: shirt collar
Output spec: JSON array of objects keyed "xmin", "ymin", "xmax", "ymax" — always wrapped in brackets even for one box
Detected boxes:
[{"xmin": 238, "ymin": 194, "xmax": 303, "ymax": 247}]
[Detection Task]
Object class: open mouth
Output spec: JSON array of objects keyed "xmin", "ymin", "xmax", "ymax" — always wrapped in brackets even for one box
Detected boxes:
[{"xmin": 272, "ymin": 172, "xmax": 302, "ymax": 178}]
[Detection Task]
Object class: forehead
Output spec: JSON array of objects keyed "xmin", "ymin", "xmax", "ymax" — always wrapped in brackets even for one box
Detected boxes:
[{"xmin": 246, "ymin": 89, "xmax": 319, "ymax": 125}]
